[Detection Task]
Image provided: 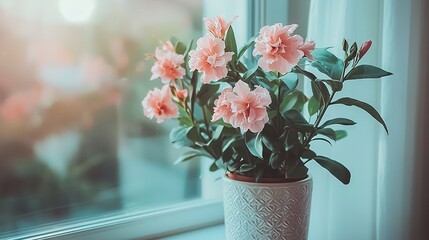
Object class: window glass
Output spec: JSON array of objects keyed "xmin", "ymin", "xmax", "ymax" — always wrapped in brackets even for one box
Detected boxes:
[{"xmin": 0, "ymin": 0, "xmax": 203, "ymax": 235}]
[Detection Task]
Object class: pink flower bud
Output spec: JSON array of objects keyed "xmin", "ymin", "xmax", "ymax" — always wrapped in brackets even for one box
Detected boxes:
[
  {"xmin": 359, "ymin": 40, "xmax": 372, "ymax": 59},
  {"xmin": 176, "ymin": 89, "xmax": 188, "ymax": 100},
  {"xmin": 161, "ymin": 41, "xmax": 175, "ymax": 52}
]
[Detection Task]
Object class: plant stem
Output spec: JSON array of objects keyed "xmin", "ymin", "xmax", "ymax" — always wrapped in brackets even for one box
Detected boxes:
[
  {"xmin": 181, "ymin": 100, "xmax": 195, "ymax": 126},
  {"xmin": 178, "ymin": 78, "xmax": 184, "ymax": 89},
  {"xmin": 303, "ymin": 62, "xmax": 348, "ymax": 147},
  {"xmin": 190, "ymin": 71, "xmax": 197, "ymax": 123},
  {"xmin": 277, "ymin": 78, "xmax": 282, "ymax": 114},
  {"xmin": 202, "ymin": 106, "xmax": 212, "ymax": 139}
]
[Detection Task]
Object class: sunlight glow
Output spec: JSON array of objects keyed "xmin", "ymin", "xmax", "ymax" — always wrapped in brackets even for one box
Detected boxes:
[{"xmin": 59, "ymin": 0, "xmax": 95, "ymax": 23}]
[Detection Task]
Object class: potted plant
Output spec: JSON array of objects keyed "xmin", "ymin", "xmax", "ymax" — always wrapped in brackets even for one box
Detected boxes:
[{"xmin": 141, "ymin": 16, "xmax": 391, "ymax": 240}]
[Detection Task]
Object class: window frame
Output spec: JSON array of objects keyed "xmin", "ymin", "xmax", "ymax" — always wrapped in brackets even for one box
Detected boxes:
[{"xmin": 1, "ymin": 1, "xmax": 297, "ymax": 239}]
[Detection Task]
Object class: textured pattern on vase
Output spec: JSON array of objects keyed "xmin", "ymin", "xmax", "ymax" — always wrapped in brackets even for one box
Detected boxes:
[{"xmin": 223, "ymin": 177, "xmax": 312, "ymax": 240}]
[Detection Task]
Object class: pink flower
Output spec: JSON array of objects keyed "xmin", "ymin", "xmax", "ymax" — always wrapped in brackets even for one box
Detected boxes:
[
  {"xmin": 299, "ymin": 41, "xmax": 316, "ymax": 61},
  {"xmin": 150, "ymin": 43, "xmax": 185, "ymax": 83},
  {"xmin": 253, "ymin": 23, "xmax": 304, "ymax": 74},
  {"xmin": 0, "ymin": 86, "xmax": 42, "ymax": 123},
  {"xmin": 212, "ymin": 80, "xmax": 271, "ymax": 133},
  {"xmin": 212, "ymin": 88, "xmax": 233, "ymax": 123},
  {"xmin": 359, "ymin": 40, "xmax": 372, "ymax": 59},
  {"xmin": 142, "ymin": 84, "xmax": 179, "ymax": 123},
  {"xmin": 204, "ymin": 16, "xmax": 237, "ymax": 39},
  {"xmin": 189, "ymin": 35, "xmax": 234, "ymax": 84}
]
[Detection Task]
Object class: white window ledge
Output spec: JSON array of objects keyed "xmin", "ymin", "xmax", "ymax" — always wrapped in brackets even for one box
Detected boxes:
[
  {"xmin": 3, "ymin": 200, "xmax": 223, "ymax": 240},
  {"xmin": 161, "ymin": 224, "xmax": 225, "ymax": 240}
]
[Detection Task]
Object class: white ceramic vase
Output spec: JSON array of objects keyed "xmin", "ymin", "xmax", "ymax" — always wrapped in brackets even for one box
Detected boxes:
[{"xmin": 223, "ymin": 175, "xmax": 313, "ymax": 240}]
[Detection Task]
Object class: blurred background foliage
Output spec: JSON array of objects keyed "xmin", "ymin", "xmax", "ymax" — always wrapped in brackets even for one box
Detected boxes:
[{"xmin": 0, "ymin": 0, "xmax": 202, "ymax": 233}]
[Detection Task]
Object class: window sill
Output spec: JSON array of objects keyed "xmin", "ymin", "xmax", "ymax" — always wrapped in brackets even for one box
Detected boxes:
[
  {"xmin": 3, "ymin": 199, "xmax": 223, "ymax": 240},
  {"xmin": 160, "ymin": 224, "xmax": 225, "ymax": 240}
]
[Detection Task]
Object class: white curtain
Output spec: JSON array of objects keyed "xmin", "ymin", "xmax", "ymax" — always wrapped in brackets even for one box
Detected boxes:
[{"xmin": 306, "ymin": 0, "xmax": 427, "ymax": 239}]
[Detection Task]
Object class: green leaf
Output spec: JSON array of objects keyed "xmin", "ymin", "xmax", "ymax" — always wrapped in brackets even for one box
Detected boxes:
[
  {"xmin": 184, "ymin": 39, "xmax": 194, "ymax": 76},
  {"xmin": 245, "ymin": 132, "xmax": 263, "ymax": 158},
  {"xmin": 268, "ymin": 109, "xmax": 277, "ymax": 119},
  {"xmin": 321, "ymin": 79, "xmax": 343, "ymax": 91},
  {"xmin": 170, "ymin": 126, "xmax": 192, "ymax": 147},
  {"xmin": 317, "ymin": 128, "xmax": 337, "ymax": 141},
  {"xmin": 285, "ymin": 153, "xmax": 300, "ymax": 174},
  {"xmin": 345, "ymin": 65, "xmax": 393, "ymax": 80},
  {"xmin": 209, "ymin": 161, "xmax": 219, "ymax": 172},
  {"xmin": 345, "ymin": 42, "xmax": 357, "ymax": 62},
  {"xmin": 313, "ymin": 156, "xmax": 351, "ymax": 184},
  {"xmin": 261, "ymin": 124, "xmax": 280, "ymax": 152},
  {"xmin": 212, "ymin": 125, "xmax": 224, "ymax": 141},
  {"xmin": 280, "ymin": 73, "xmax": 298, "ymax": 91},
  {"xmin": 197, "ymin": 84, "xmax": 220, "ymax": 104},
  {"xmin": 218, "ymin": 76, "xmax": 237, "ymax": 83},
  {"xmin": 227, "ymin": 68, "xmax": 240, "ymax": 80},
  {"xmin": 186, "ymin": 126, "xmax": 205, "ymax": 144},
  {"xmin": 294, "ymin": 123, "xmax": 316, "ymax": 133},
  {"xmin": 342, "ymin": 39, "xmax": 349, "ymax": 52},
  {"xmin": 262, "ymin": 135, "xmax": 276, "ymax": 152},
  {"xmin": 331, "ymin": 97, "xmax": 388, "ymax": 133},
  {"xmin": 205, "ymin": 136, "xmax": 223, "ymax": 160},
  {"xmin": 311, "ymin": 48, "xmax": 344, "ymax": 80},
  {"xmin": 279, "ymin": 91, "xmax": 308, "ymax": 113},
  {"xmin": 222, "ymin": 136, "xmax": 239, "ymax": 152},
  {"xmin": 316, "ymin": 81, "xmax": 330, "ymax": 105},
  {"xmin": 239, "ymin": 164, "xmax": 256, "ymax": 172},
  {"xmin": 200, "ymin": 126, "xmax": 225, "ymax": 159},
  {"xmin": 279, "ymin": 92, "xmax": 297, "ymax": 112},
  {"xmin": 335, "ymin": 130, "xmax": 347, "ymax": 140},
  {"xmin": 174, "ymin": 151, "xmax": 207, "ymax": 164},
  {"xmin": 282, "ymin": 109, "xmax": 309, "ymax": 125},
  {"xmin": 224, "ymin": 26, "xmax": 238, "ymax": 63},
  {"xmin": 311, "ymin": 81, "xmax": 323, "ymax": 105},
  {"xmin": 264, "ymin": 71, "xmax": 278, "ymax": 81},
  {"xmin": 284, "ymin": 131, "xmax": 294, "ymax": 151},
  {"xmin": 310, "ymin": 81, "xmax": 330, "ymax": 109},
  {"xmin": 236, "ymin": 61, "xmax": 247, "ymax": 73},
  {"xmin": 243, "ymin": 64, "xmax": 259, "ymax": 80},
  {"xmin": 311, "ymin": 137, "xmax": 333, "ymax": 146},
  {"xmin": 178, "ymin": 107, "xmax": 193, "ymax": 126},
  {"xmin": 301, "ymin": 148, "xmax": 316, "ymax": 159},
  {"xmin": 175, "ymin": 41, "xmax": 186, "ymax": 55},
  {"xmin": 288, "ymin": 161, "xmax": 309, "ymax": 179},
  {"xmin": 237, "ymin": 35, "xmax": 257, "ymax": 59},
  {"xmin": 293, "ymin": 66, "xmax": 317, "ymax": 81},
  {"xmin": 319, "ymin": 118, "xmax": 356, "ymax": 129},
  {"xmin": 178, "ymin": 117, "xmax": 193, "ymax": 126},
  {"xmin": 252, "ymin": 77, "xmax": 276, "ymax": 89},
  {"xmin": 308, "ymin": 96, "xmax": 321, "ymax": 116},
  {"xmin": 269, "ymin": 152, "xmax": 282, "ymax": 169},
  {"xmin": 281, "ymin": 110, "xmax": 315, "ymax": 133}
]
